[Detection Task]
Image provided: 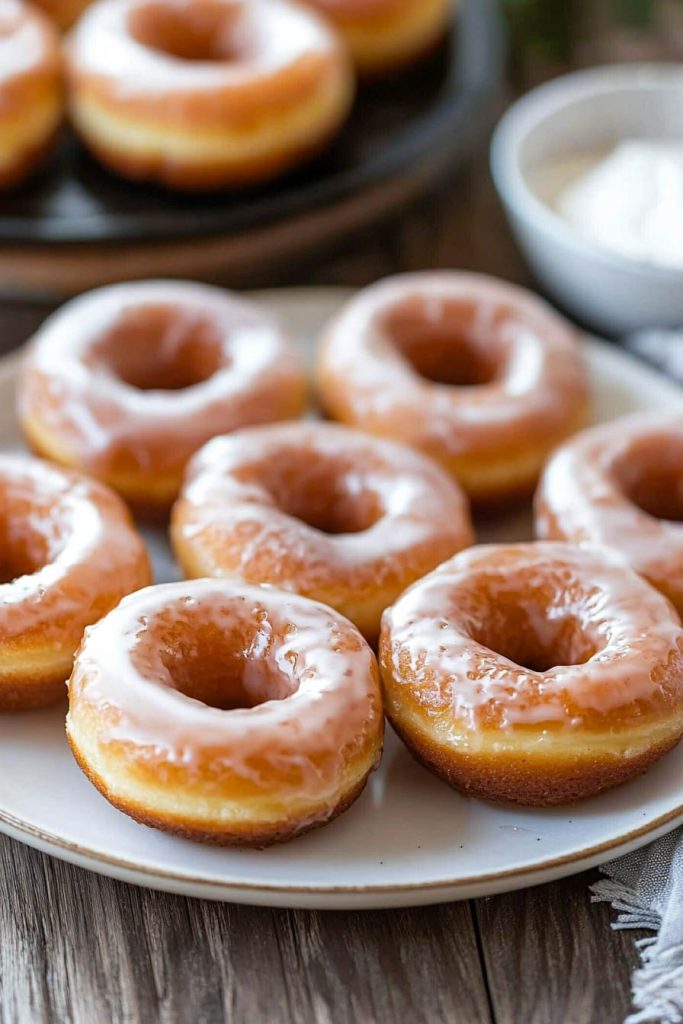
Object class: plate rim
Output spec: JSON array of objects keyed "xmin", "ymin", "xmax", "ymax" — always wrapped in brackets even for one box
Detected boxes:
[
  {"xmin": 2, "ymin": 289, "xmax": 683, "ymax": 906},
  {"xmin": 2, "ymin": 798, "xmax": 683, "ymax": 901}
]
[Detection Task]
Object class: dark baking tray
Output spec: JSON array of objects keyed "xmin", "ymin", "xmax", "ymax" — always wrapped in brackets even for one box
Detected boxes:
[{"xmin": 0, "ymin": 0, "xmax": 505, "ymax": 245}]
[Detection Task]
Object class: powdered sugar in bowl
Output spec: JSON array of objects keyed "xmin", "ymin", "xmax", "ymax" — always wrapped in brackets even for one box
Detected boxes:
[{"xmin": 491, "ymin": 64, "xmax": 683, "ymax": 336}]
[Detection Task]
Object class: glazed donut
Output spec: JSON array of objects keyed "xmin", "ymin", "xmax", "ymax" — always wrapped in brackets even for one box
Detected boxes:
[
  {"xmin": 18, "ymin": 281, "xmax": 308, "ymax": 516},
  {"xmin": 379, "ymin": 542, "xmax": 683, "ymax": 805},
  {"xmin": 65, "ymin": 0, "xmax": 354, "ymax": 190},
  {"xmin": 0, "ymin": 0, "xmax": 62, "ymax": 188},
  {"xmin": 0, "ymin": 454, "xmax": 151, "ymax": 710},
  {"xmin": 171, "ymin": 421, "xmax": 474, "ymax": 641},
  {"xmin": 67, "ymin": 579, "xmax": 384, "ymax": 845},
  {"xmin": 316, "ymin": 273, "xmax": 590, "ymax": 505},
  {"xmin": 300, "ymin": 0, "xmax": 454, "ymax": 76},
  {"xmin": 535, "ymin": 412, "xmax": 683, "ymax": 617}
]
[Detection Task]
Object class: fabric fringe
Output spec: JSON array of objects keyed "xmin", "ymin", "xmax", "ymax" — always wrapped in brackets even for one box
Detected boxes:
[
  {"xmin": 590, "ymin": 878, "xmax": 662, "ymax": 931},
  {"xmin": 590, "ymin": 877, "xmax": 683, "ymax": 1024}
]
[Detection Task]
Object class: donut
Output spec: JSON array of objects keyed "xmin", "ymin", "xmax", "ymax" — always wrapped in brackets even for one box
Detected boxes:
[
  {"xmin": 170, "ymin": 421, "xmax": 474, "ymax": 641},
  {"xmin": 67, "ymin": 579, "xmax": 384, "ymax": 845},
  {"xmin": 33, "ymin": 0, "xmax": 92, "ymax": 30},
  {"xmin": 299, "ymin": 0, "xmax": 454, "ymax": 76},
  {"xmin": 64, "ymin": 0, "xmax": 355, "ymax": 190},
  {"xmin": 0, "ymin": 0, "xmax": 62, "ymax": 188},
  {"xmin": 316, "ymin": 272, "xmax": 590, "ymax": 505},
  {"xmin": 18, "ymin": 281, "xmax": 308, "ymax": 517},
  {"xmin": 535, "ymin": 412, "xmax": 683, "ymax": 617},
  {"xmin": 0, "ymin": 455, "xmax": 151, "ymax": 710},
  {"xmin": 379, "ymin": 542, "xmax": 683, "ymax": 805}
]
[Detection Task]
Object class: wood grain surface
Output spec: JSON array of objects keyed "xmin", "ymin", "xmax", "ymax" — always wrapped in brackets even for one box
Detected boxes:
[
  {"xmin": 0, "ymin": 135, "xmax": 651, "ymax": 1024},
  {"xmin": 476, "ymin": 873, "xmax": 639, "ymax": 1024}
]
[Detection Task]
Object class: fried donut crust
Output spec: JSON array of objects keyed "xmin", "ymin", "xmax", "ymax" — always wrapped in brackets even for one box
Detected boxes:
[
  {"xmin": 170, "ymin": 421, "xmax": 474, "ymax": 641},
  {"xmin": 65, "ymin": 0, "xmax": 354, "ymax": 189},
  {"xmin": 300, "ymin": 0, "xmax": 453, "ymax": 76},
  {"xmin": 379, "ymin": 542, "xmax": 683, "ymax": 805},
  {"xmin": 69, "ymin": 739, "xmax": 373, "ymax": 847},
  {"xmin": 0, "ymin": 0, "xmax": 63, "ymax": 188},
  {"xmin": 67, "ymin": 580, "xmax": 384, "ymax": 845},
  {"xmin": 535, "ymin": 412, "xmax": 683, "ymax": 619},
  {"xmin": 18, "ymin": 281, "xmax": 308, "ymax": 517},
  {"xmin": 316, "ymin": 272, "xmax": 589, "ymax": 505},
  {"xmin": 0, "ymin": 455, "xmax": 151, "ymax": 710}
]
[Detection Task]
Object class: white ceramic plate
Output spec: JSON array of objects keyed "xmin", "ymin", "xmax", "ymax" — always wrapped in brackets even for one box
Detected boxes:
[{"xmin": 1, "ymin": 288, "xmax": 682, "ymax": 910}]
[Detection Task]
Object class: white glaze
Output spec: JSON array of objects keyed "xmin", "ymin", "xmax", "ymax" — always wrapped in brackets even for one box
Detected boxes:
[
  {"xmin": 381, "ymin": 542, "xmax": 683, "ymax": 731},
  {"xmin": 557, "ymin": 140, "xmax": 683, "ymax": 271},
  {"xmin": 318, "ymin": 272, "xmax": 588, "ymax": 456},
  {"xmin": 68, "ymin": 0, "xmax": 338, "ymax": 96},
  {"xmin": 68, "ymin": 579, "xmax": 382, "ymax": 798},
  {"xmin": 175, "ymin": 421, "xmax": 473, "ymax": 577},
  {"xmin": 18, "ymin": 280, "xmax": 305, "ymax": 476},
  {"xmin": 535, "ymin": 411, "xmax": 683, "ymax": 590},
  {"xmin": 0, "ymin": 454, "xmax": 149, "ymax": 641},
  {"xmin": 0, "ymin": 0, "xmax": 52, "ymax": 84}
]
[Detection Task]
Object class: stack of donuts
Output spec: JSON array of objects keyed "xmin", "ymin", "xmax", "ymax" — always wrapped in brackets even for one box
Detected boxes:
[
  {"xmin": 4, "ymin": 268, "xmax": 683, "ymax": 847},
  {"xmin": 0, "ymin": 0, "xmax": 456, "ymax": 190}
]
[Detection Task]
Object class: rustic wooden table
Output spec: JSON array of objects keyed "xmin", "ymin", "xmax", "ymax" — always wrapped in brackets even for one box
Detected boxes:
[
  {"xmin": 0, "ymin": 840, "xmax": 642, "ymax": 1024},
  {"xmin": 0, "ymin": 136, "xmax": 651, "ymax": 1024}
]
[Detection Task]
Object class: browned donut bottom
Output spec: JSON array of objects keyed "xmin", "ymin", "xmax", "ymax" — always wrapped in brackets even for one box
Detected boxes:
[
  {"xmin": 67, "ymin": 580, "xmax": 384, "ymax": 845},
  {"xmin": 380, "ymin": 543, "xmax": 683, "ymax": 805},
  {"xmin": 69, "ymin": 739, "xmax": 372, "ymax": 847}
]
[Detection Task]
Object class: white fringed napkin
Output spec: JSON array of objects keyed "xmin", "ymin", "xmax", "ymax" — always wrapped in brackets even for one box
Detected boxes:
[
  {"xmin": 592, "ymin": 830, "xmax": 683, "ymax": 1023},
  {"xmin": 610, "ymin": 329, "xmax": 683, "ymax": 1015},
  {"xmin": 598, "ymin": 332, "xmax": 683, "ymax": 1021}
]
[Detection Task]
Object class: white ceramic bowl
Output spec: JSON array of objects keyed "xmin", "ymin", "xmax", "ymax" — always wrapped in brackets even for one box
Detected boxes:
[{"xmin": 490, "ymin": 64, "xmax": 683, "ymax": 336}]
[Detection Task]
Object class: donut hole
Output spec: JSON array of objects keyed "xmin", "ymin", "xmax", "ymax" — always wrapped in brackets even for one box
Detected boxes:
[
  {"xmin": 0, "ymin": 500, "xmax": 60, "ymax": 584},
  {"xmin": 381, "ymin": 296, "xmax": 500, "ymax": 386},
  {"xmin": 145, "ymin": 614, "xmax": 298, "ymax": 711},
  {"xmin": 613, "ymin": 439, "xmax": 683, "ymax": 523},
  {"xmin": 88, "ymin": 305, "xmax": 225, "ymax": 392},
  {"xmin": 129, "ymin": 0, "xmax": 245, "ymax": 62},
  {"xmin": 256, "ymin": 451, "xmax": 385, "ymax": 534},
  {"xmin": 466, "ymin": 583, "xmax": 600, "ymax": 672}
]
